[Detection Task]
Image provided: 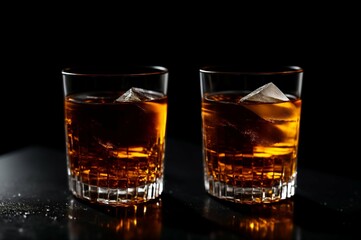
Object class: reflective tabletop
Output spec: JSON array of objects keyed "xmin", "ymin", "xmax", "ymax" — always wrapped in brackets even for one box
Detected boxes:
[{"xmin": 0, "ymin": 139, "xmax": 360, "ymax": 239}]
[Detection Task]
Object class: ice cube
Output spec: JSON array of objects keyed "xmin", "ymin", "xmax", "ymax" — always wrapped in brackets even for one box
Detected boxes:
[
  {"xmin": 239, "ymin": 82, "xmax": 289, "ymax": 103},
  {"xmin": 239, "ymin": 82, "xmax": 298, "ymax": 121},
  {"xmin": 115, "ymin": 87, "xmax": 156, "ymax": 102}
]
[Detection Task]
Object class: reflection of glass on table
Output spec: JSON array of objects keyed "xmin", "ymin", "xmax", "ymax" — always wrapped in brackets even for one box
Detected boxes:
[
  {"xmin": 67, "ymin": 198, "xmax": 162, "ymax": 239},
  {"xmin": 204, "ymin": 197, "xmax": 295, "ymax": 239}
]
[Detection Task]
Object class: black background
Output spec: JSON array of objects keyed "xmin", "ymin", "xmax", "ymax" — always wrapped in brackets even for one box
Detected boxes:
[{"xmin": 1, "ymin": 4, "xmax": 359, "ymax": 179}]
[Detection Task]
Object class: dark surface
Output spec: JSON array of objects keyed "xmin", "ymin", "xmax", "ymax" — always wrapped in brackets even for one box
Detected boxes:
[{"xmin": 0, "ymin": 138, "xmax": 360, "ymax": 240}]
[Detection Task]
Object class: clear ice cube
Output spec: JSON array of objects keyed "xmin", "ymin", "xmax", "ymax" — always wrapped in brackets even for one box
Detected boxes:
[
  {"xmin": 239, "ymin": 82, "xmax": 289, "ymax": 103},
  {"xmin": 115, "ymin": 87, "xmax": 157, "ymax": 102},
  {"xmin": 239, "ymin": 82, "xmax": 297, "ymax": 121}
]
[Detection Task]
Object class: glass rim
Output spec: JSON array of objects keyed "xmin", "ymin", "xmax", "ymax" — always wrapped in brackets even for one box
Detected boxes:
[
  {"xmin": 62, "ymin": 65, "xmax": 168, "ymax": 77},
  {"xmin": 199, "ymin": 65, "xmax": 303, "ymax": 75}
]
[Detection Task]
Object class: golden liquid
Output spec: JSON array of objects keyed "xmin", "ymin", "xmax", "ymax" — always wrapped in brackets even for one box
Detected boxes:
[
  {"xmin": 64, "ymin": 91, "xmax": 167, "ymax": 205},
  {"xmin": 202, "ymin": 92, "xmax": 301, "ymax": 203}
]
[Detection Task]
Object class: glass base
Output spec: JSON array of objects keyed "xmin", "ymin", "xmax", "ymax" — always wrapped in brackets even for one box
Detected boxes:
[
  {"xmin": 68, "ymin": 176, "xmax": 163, "ymax": 207},
  {"xmin": 204, "ymin": 176, "xmax": 296, "ymax": 204}
]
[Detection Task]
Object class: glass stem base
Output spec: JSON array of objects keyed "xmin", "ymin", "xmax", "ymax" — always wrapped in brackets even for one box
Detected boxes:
[
  {"xmin": 204, "ymin": 175, "xmax": 296, "ymax": 204},
  {"xmin": 68, "ymin": 176, "xmax": 163, "ymax": 207}
]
